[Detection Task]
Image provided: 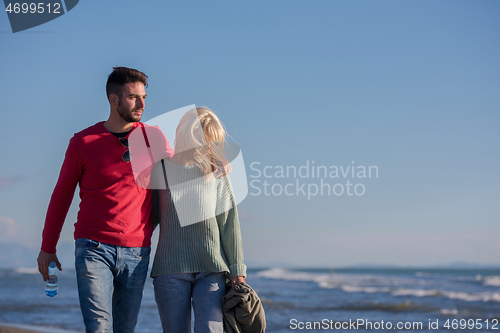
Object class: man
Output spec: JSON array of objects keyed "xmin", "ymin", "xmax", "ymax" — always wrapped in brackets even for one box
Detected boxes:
[{"xmin": 37, "ymin": 67, "xmax": 174, "ymax": 332}]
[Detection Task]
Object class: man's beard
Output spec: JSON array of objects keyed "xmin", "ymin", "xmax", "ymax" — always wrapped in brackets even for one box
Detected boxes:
[{"xmin": 117, "ymin": 101, "xmax": 142, "ymax": 123}]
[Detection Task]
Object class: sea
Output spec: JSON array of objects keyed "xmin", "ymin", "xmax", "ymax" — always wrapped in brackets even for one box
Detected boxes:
[{"xmin": 1, "ymin": 267, "xmax": 499, "ymax": 332}]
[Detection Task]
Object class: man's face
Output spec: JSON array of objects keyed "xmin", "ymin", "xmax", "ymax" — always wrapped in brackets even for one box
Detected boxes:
[{"xmin": 116, "ymin": 82, "xmax": 147, "ymax": 123}]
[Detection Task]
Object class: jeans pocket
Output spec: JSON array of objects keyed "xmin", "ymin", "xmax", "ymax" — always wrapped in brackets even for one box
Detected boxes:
[
  {"xmin": 129, "ymin": 246, "xmax": 151, "ymax": 259},
  {"xmin": 75, "ymin": 238, "xmax": 100, "ymax": 248}
]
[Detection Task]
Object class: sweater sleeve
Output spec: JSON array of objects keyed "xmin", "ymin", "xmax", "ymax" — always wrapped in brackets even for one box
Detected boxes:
[
  {"xmin": 216, "ymin": 176, "xmax": 246, "ymax": 277},
  {"xmin": 41, "ymin": 136, "xmax": 83, "ymax": 253}
]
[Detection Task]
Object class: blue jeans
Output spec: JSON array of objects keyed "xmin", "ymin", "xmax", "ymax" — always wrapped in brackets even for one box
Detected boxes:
[
  {"xmin": 153, "ymin": 272, "xmax": 227, "ymax": 333},
  {"xmin": 75, "ymin": 238, "xmax": 150, "ymax": 333}
]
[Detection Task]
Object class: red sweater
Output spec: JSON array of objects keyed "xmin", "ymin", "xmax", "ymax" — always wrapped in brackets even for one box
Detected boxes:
[{"xmin": 41, "ymin": 122, "xmax": 173, "ymax": 254}]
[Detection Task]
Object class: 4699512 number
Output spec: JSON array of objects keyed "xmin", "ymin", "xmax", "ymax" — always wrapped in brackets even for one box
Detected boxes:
[
  {"xmin": 5, "ymin": 2, "xmax": 61, "ymax": 14},
  {"xmin": 444, "ymin": 319, "xmax": 498, "ymax": 330}
]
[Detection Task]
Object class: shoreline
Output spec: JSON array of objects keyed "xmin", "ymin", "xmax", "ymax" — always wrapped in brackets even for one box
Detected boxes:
[{"xmin": 0, "ymin": 323, "xmax": 80, "ymax": 333}]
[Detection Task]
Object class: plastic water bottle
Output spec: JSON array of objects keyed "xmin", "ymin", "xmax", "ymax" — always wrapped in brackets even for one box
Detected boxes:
[{"xmin": 45, "ymin": 261, "xmax": 59, "ymax": 297}]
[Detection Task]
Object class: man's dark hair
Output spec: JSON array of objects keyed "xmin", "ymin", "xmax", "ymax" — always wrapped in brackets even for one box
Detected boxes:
[{"xmin": 106, "ymin": 66, "xmax": 148, "ymax": 99}]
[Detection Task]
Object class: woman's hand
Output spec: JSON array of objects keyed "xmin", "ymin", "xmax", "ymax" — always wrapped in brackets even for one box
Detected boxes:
[
  {"xmin": 215, "ymin": 156, "xmax": 232, "ymax": 178},
  {"xmin": 230, "ymin": 276, "xmax": 246, "ymax": 290}
]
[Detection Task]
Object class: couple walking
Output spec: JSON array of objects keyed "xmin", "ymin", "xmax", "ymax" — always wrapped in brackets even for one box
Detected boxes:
[{"xmin": 37, "ymin": 67, "xmax": 247, "ymax": 333}]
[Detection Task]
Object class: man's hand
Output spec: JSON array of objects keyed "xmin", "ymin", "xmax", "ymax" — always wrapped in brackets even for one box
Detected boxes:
[
  {"xmin": 37, "ymin": 250, "xmax": 61, "ymax": 281},
  {"xmin": 230, "ymin": 276, "xmax": 246, "ymax": 290}
]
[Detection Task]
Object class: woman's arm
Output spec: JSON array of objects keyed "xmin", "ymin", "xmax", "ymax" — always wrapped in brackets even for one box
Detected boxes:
[{"xmin": 216, "ymin": 176, "xmax": 247, "ymax": 280}]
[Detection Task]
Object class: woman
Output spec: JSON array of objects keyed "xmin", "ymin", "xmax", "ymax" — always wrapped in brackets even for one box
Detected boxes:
[{"xmin": 150, "ymin": 106, "xmax": 246, "ymax": 333}]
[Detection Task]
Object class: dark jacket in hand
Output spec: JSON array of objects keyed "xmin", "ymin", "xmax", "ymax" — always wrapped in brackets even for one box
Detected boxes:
[{"xmin": 222, "ymin": 283, "xmax": 266, "ymax": 333}]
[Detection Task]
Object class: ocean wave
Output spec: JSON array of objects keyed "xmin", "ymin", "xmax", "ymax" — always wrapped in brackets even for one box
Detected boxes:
[
  {"xmin": 483, "ymin": 276, "xmax": 500, "ymax": 286},
  {"xmin": 256, "ymin": 268, "xmax": 325, "ymax": 281},
  {"xmin": 415, "ymin": 271, "xmax": 435, "ymax": 278},
  {"xmin": 13, "ymin": 267, "xmax": 39, "ymax": 274},
  {"xmin": 442, "ymin": 291, "xmax": 500, "ymax": 302},
  {"xmin": 391, "ymin": 289, "xmax": 439, "ymax": 297},
  {"xmin": 256, "ymin": 269, "xmax": 500, "ymax": 303},
  {"xmin": 255, "ymin": 268, "xmax": 413, "ymax": 288},
  {"xmin": 256, "ymin": 268, "xmax": 342, "ymax": 288},
  {"xmin": 440, "ymin": 308, "xmax": 458, "ymax": 316},
  {"xmin": 318, "ymin": 281, "xmax": 337, "ymax": 289},
  {"xmin": 391, "ymin": 288, "xmax": 500, "ymax": 303},
  {"xmin": 341, "ymin": 285, "xmax": 391, "ymax": 293},
  {"xmin": 459, "ymin": 274, "xmax": 500, "ymax": 286}
]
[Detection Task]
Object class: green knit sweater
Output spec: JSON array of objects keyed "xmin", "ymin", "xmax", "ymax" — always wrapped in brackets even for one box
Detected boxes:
[{"xmin": 150, "ymin": 158, "xmax": 246, "ymax": 278}]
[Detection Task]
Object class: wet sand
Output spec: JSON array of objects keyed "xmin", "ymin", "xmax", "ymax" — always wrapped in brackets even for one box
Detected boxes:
[
  {"xmin": 0, "ymin": 324, "xmax": 79, "ymax": 333},
  {"xmin": 0, "ymin": 326, "xmax": 42, "ymax": 333}
]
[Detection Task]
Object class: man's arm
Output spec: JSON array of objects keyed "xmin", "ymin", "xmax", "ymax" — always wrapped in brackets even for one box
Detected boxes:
[{"xmin": 38, "ymin": 136, "xmax": 83, "ymax": 280}]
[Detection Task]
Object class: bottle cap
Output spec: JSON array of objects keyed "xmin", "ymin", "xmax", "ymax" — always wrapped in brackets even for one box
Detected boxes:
[{"xmin": 49, "ymin": 261, "xmax": 56, "ymax": 268}]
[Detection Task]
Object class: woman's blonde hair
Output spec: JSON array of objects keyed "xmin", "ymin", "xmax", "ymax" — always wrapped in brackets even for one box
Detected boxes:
[{"xmin": 174, "ymin": 106, "xmax": 226, "ymax": 174}]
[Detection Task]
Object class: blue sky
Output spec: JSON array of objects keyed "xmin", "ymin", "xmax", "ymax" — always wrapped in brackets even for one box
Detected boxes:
[{"xmin": 0, "ymin": 0, "xmax": 499, "ymax": 268}]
